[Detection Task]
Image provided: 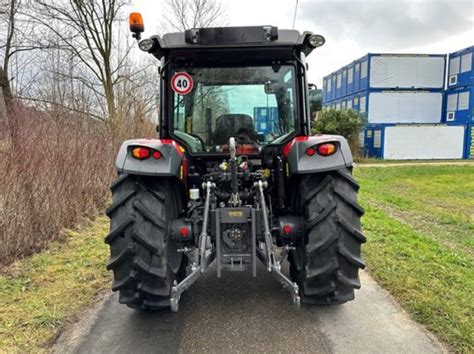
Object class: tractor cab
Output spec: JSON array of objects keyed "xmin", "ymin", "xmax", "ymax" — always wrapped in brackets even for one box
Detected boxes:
[{"xmin": 131, "ymin": 19, "xmax": 325, "ymax": 157}]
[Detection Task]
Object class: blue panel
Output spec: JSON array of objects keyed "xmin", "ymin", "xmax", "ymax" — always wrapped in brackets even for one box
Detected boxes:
[
  {"xmin": 447, "ymin": 46, "xmax": 474, "ymax": 89},
  {"xmin": 444, "ymin": 86, "xmax": 474, "ymax": 123}
]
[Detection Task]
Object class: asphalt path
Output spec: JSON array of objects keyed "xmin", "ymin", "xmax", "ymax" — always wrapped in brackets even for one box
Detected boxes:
[{"xmin": 53, "ymin": 262, "xmax": 446, "ymax": 354}]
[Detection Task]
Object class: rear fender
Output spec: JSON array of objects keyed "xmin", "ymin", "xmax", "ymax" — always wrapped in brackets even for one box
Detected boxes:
[
  {"xmin": 115, "ymin": 139, "xmax": 184, "ymax": 177},
  {"xmin": 284, "ymin": 135, "xmax": 353, "ymax": 174}
]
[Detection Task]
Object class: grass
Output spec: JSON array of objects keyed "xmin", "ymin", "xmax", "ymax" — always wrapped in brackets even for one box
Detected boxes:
[
  {"xmin": 0, "ymin": 216, "xmax": 110, "ymax": 352},
  {"xmin": 355, "ymin": 165, "xmax": 474, "ymax": 353}
]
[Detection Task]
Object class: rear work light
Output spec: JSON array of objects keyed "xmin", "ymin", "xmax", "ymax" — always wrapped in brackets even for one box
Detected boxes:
[
  {"xmin": 316, "ymin": 143, "xmax": 337, "ymax": 157},
  {"xmin": 131, "ymin": 147, "xmax": 162, "ymax": 160}
]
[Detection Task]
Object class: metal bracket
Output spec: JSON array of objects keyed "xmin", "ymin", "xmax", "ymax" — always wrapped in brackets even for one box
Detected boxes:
[
  {"xmin": 270, "ymin": 262, "xmax": 300, "ymax": 307},
  {"xmin": 170, "ymin": 252, "xmax": 216, "ymax": 312},
  {"xmin": 255, "ymin": 180, "xmax": 300, "ymax": 307},
  {"xmin": 199, "ymin": 181, "xmax": 214, "ymax": 273}
]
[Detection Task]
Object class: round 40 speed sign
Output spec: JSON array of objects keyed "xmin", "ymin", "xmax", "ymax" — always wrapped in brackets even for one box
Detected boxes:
[{"xmin": 171, "ymin": 72, "xmax": 194, "ymax": 95}]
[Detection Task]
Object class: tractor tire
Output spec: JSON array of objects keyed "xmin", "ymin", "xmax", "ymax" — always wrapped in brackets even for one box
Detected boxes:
[
  {"xmin": 105, "ymin": 174, "xmax": 186, "ymax": 311},
  {"xmin": 289, "ymin": 168, "xmax": 366, "ymax": 305}
]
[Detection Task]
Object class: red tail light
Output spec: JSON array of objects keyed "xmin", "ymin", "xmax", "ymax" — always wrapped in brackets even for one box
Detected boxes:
[
  {"xmin": 317, "ymin": 143, "xmax": 337, "ymax": 156},
  {"xmin": 131, "ymin": 147, "xmax": 162, "ymax": 160},
  {"xmin": 132, "ymin": 147, "xmax": 150, "ymax": 160}
]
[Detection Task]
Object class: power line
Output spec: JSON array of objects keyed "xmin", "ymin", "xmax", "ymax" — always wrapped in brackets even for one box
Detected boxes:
[{"xmin": 292, "ymin": 0, "xmax": 299, "ymax": 29}]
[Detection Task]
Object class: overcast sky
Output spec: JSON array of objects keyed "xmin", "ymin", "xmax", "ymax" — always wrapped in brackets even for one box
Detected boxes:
[{"xmin": 131, "ymin": 0, "xmax": 473, "ymax": 86}]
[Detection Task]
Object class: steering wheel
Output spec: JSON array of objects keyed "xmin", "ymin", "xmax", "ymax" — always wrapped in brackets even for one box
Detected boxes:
[{"xmin": 236, "ymin": 133, "xmax": 254, "ymax": 144}]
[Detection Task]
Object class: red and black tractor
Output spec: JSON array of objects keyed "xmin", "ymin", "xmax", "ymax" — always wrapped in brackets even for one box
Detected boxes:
[{"xmin": 105, "ymin": 14, "xmax": 365, "ymax": 312}]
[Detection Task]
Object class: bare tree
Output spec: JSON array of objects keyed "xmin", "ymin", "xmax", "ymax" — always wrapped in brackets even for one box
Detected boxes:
[
  {"xmin": 33, "ymin": 0, "xmax": 131, "ymax": 124},
  {"xmin": 0, "ymin": 86, "xmax": 6, "ymax": 124},
  {"xmin": 0, "ymin": 0, "xmax": 20, "ymax": 108},
  {"xmin": 161, "ymin": 0, "xmax": 226, "ymax": 32},
  {"xmin": 1, "ymin": 0, "xmax": 65, "ymax": 114}
]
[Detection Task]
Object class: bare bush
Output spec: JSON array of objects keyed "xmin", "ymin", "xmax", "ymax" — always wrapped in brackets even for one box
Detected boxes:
[{"xmin": 0, "ymin": 106, "xmax": 154, "ymax": 265}]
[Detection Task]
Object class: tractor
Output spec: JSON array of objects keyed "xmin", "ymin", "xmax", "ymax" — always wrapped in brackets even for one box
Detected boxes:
[{"xmin": 105, "ymin": 13, "xmax": 365, "ymax": 312}]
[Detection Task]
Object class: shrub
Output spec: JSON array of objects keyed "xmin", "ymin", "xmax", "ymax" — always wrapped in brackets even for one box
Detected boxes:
[
  {"xmin": 312, "ymin": 109, "xmax": 366, "ymax": 153},
  {"xmin": 0, "ymin": 106, "xmax": 155, "ymax": 265}
]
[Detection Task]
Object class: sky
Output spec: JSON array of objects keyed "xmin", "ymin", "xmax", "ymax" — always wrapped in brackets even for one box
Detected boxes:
[{"xmin": 129, "ymin": 0, "xmax": 474, "ymax": 86}]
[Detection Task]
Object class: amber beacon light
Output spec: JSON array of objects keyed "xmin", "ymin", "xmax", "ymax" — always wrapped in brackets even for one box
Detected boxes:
[{"xmin": 129, "ymin": 12, "xmax": 144, "ymax": 39}]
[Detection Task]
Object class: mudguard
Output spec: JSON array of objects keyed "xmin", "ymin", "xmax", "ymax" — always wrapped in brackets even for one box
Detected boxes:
[
  {"xmin": 115, "ymin": 139, "xmax": 184, "ymax": 177},
  {"xmin": 284, "ymin": 135, "xmax": 353, "ymax": 174}
]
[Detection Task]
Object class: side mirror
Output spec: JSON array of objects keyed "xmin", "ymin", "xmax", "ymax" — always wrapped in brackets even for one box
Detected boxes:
[
  {"xmin": 129, "ymin": 13, "xmax": 144, "ymax": 40},
  {"xmin": 308, "ymin": 83, "xmax": 317, "ymax": 90},
  {"xmin": 264, "ymin": 81, "xmax": 277, "ymax": 95}
]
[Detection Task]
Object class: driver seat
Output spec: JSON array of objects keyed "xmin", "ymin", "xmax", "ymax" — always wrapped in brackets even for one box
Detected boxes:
[{"xmin": 212, "ymin": 114, "xmax": 260, "ymax": 145}]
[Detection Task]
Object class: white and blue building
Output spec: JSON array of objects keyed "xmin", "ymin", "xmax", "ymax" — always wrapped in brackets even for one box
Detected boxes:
[{"xmin": 322, "ymin": 50, "xmax": 474, "ymax": 160}]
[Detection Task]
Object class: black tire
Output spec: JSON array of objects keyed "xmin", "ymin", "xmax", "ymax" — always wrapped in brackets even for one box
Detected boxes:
[
  {"xmin": 105, "ymin": 174, "xmax": 186, "ymax": 311},
  {"xmin": 289, "ymin": 168, "xmax": 366, "ymax": 305}
]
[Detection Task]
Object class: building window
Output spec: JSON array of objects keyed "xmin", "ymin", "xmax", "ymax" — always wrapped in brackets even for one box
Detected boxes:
[
  {"xmin": 458, "ymin": 91, "xmax": 470, "ymax": 110},
  {"xmin": 359, "ymin": 96, "xmax": 366, "ymax": 113},
  {"xmin": 348, "ymin": 67, "xmax": 354, "ymax": 84},
  {"xmin": 447, "ymin": 93, "xmax": 458, "ymax": 111},
  {"xmin": 449, "ymin": 56, "xmax": 460, "ymax": 75},
  {"xmin": 361, "ymin": 61, "xmax": 368, "ymax": 79},
  {"xmin": 460, "ymin": 53, "xmax": 472, "ymax": 73}
]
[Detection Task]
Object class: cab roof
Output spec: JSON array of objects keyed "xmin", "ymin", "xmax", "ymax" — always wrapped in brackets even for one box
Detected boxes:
[{"xmin": 149, "ymin": 26, "xmax": 315, "ymax": 59}]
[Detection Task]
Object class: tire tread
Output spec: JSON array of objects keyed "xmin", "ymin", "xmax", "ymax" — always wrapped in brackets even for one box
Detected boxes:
[{"xmin": 290, "ymin": 168, "xmax": 365, "ymax": 306}]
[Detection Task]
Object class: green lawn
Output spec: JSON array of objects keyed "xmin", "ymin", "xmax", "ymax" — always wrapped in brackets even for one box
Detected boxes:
[
  {"xmin": 0, "ymin": 217, "xmax": 110, "ymax": 352},
  {"xmin": 355, "ymin": 165, "xmax": 474, "ymax": 353}
]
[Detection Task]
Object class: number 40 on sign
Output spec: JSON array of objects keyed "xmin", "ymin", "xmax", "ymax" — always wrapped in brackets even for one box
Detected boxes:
[{"xmin": 171, "ymin": 72, "xmax": 193, "ymax": 95}]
